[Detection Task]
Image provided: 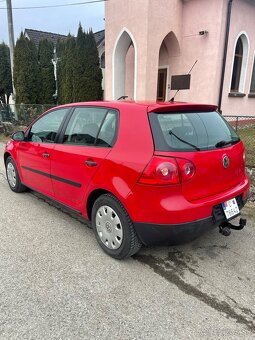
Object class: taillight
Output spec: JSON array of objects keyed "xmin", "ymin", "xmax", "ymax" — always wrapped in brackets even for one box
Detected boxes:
[
  {"xmin": 139, "ymin": 157, "xmax": 179, "ymax": 185},
  {"xmin": 138, "ymin": 156, "xmax": 195, "ymax": 185},
  {"xmin": 177, "ymin": 159, "xmax": 196, "ymax": 182}
]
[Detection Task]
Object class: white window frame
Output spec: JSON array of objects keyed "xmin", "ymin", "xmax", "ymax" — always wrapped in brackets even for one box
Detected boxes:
[
  {"xmin": 229, "ymin": 31, "xmax": 250, "ymax": 93},
  {"xmin": 249, "ymin": 50, "xmax": 255, "ymax": 94}
]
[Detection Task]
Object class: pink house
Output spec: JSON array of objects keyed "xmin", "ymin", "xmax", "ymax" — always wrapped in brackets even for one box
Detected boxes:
[{"xmin": 105, "ymin": 0, "xmax": 255, "ymax": 116}]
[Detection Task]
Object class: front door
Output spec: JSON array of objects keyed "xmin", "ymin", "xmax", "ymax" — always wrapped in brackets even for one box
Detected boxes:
[
  {"xmin": 157, "ymin": 68, "xmax": 167, "ymax": 101},
  {"xmin": 17, "ymin": 108, "xmax": 69, "ymax": 197}
]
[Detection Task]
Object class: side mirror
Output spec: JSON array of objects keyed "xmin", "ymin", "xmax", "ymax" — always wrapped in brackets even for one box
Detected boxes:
[{"xmin": 12, "ymin": 131, "xmax": 25, "ymax": 141}]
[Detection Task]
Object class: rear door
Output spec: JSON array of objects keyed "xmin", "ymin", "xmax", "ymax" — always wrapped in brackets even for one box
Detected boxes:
[
  {"xmin": 17, "ymin": 108, "xmax": 70, "ymax": 197},
  {"xmin": 50, "ymin": 106, "xmax": 118, "ymax": 210}
]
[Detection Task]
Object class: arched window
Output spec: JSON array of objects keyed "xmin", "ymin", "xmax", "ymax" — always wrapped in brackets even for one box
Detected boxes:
[
  {"xmin": 113, "ymin": 29, "xmax": 137, "ymax": 100},
  {"xmin": 250, "ymin": 56, "xmax": 255, "ymax": 94},
  {"xmin": 230, "ymin": 34, "xmax": 249, "ymax": 93},
  {"xmin": 158, "ymin": 31, "xmax": 180, "ymax": 101},
  {"xmin": 100, "ymin": 52, "xmax": 105, "ymax": 69},
  {"xmin": 231, "ymin": 38, "xmax": 243, "ymax": 91}
]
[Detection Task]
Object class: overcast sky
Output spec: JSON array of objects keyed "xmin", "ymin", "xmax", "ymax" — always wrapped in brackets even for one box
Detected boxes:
[{"xmin": 0, "ymin": 0, "xmax": 105, "ymax": 44}]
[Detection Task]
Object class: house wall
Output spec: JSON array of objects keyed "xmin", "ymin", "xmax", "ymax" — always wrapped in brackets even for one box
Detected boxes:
[
  {"xmin": 105, "ymin": 0, "xmax": 183, "ymax": 101},
  {"xmin": 105, "ymin": 0, "xmax": 149, "ymax": 100},
  {"xmin": 177, "ymin": 0, "xmax": 226, "ymax": 105},
  {"xmin": 105, "ymin": 0, "xmax": 255, "ymax": 116},
  {"xmin": 221, "ymin": 0, "xmax": 255, "ymax": 115}
]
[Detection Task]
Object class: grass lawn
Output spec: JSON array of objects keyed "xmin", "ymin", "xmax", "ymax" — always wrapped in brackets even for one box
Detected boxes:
[{"xmin": 238, "ymin": 128, "xmax": 255, "ymax": 168}]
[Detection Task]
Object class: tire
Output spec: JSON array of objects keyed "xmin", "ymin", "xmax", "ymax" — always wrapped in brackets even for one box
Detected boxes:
[
  {"xmin": 6, "ymin": 156, "xmax": 27, "ymax": 193},
  {"xmin": 91, "ymin": 194, "xmax": 142, "ymax": 259}
]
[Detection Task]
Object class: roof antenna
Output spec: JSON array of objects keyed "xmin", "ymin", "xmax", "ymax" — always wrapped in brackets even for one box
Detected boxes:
[
  {"xmin": 169, "ymin": 60, "xmax": 198, "ymax": 102},
  {"xmin": 117, "ymin": 95, "xmax": 128, "ymax": 100}
]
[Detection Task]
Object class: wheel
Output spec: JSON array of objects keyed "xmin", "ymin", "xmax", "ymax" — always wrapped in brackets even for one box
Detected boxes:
[
  {"xmin": 6, "ymin": 156, "xmax": 27, "ymax": 193},
  {"xmin": 92, "ymin": 194, "xmax": 142, "ymax": 259}
]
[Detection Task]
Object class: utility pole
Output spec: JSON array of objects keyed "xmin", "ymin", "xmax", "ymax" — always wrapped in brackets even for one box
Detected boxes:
[{"xmin": 6, "ymin": 0, "xmax": 16, "ymax": 103}]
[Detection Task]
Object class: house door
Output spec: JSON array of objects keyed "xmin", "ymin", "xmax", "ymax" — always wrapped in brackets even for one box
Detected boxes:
[{"xmin": 157, "ymin": 68, "xmax": 167, "ymax": 101}]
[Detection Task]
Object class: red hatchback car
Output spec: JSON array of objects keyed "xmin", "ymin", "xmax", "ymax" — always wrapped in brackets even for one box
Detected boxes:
[{"xmin": 4, "ymin": 101, "xmax": 250, "ymax": 259}]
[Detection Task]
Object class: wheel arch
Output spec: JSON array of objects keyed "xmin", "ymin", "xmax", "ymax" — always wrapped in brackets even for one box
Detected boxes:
[
  {"xmin": 86, "ymin": 189, "xmax": 111, "ymax": 221},
  {"xmin": 86, "ymin": 188, "xmax": 131, "ymax": 221},
  {"xmin": 4, "ymin": 152, "xmax": 12, "ymax": 166}
]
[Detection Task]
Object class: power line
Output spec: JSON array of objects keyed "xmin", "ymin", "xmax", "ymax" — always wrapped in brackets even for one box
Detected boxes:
[{"xmin": 0, "ymin": 0, "xmax": 107, "ymax": 10}]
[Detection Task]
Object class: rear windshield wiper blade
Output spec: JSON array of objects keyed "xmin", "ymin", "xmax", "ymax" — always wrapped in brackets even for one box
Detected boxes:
[
  {"xmin": 169, "ymin": 130, "xmax": 201, "ymax": 151},
  {"xmin": 215, "ymin": 138, "xmax": 240, "ymax": 148}
]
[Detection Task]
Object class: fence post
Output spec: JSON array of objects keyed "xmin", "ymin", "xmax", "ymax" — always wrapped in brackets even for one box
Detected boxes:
[{"xmin": 235, "ymin": 116, "xmax": 239, "ymax": 132}]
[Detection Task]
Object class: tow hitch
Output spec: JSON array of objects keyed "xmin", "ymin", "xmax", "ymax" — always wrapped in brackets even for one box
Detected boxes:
[{"xmin": 219, "ymin": 218, "xmax": 247, "ymax": 236}]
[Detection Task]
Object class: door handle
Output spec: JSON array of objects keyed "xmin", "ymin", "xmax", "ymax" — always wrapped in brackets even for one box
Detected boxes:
[
  {"xmin": 42, "ymin": 153, "xmax": 50, "ymax": 158},
  {"xmin": 85, "ymin": 160, "xmax": 97, "ymax": 167}
]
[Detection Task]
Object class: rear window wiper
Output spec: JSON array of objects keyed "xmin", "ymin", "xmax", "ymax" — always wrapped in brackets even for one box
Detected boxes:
[
  {"xmin": 169, "ymin": 130, "xmax": 201, "ymax": 151},
  {"xmin": 215, "ymin": 138, "xmax": 240, "ymax": 148}
]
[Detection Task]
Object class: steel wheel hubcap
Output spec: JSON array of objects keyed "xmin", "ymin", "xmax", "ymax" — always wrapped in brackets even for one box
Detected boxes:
[
  {"xmin": 95, "ymin": 205, "xmax": 123, "ymax": 250},
  {"xmin": 7, "ymin": 162, "xmax": 16, "ymax": 188}
]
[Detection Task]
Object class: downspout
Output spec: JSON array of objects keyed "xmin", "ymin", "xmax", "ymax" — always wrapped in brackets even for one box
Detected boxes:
[{"xmin": 218, "ymin": 0, "xmax": 233, "ymax": 113}]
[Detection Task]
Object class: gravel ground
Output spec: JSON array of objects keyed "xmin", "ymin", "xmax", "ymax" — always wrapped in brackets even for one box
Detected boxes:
[{"xmin": 0, "ymin": 142, "xmax": 255, "ymax": 340}]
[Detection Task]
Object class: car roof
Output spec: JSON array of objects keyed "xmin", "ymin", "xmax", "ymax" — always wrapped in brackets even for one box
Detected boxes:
[{"xmin": 53, "ymin": 100, "xmax": 218, "ymax": 113}]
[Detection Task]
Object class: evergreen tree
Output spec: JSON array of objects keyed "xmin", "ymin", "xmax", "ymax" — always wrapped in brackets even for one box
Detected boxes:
[
  {"xmin": 72, "ymin": 25, "xmax": 103, "ymax": 102},
  {"xmin": 38, "ymin": 39, "xmax": 55, "ymax": 104},
  {"xmin": 58, "ymin": 24, "xmax": 103, "ymax": 104},
  {"xmin": 13, "ymin": 32, "xmax": 41, "ymax": 104},
  {"xmin": 72, "ymin": 24, "xmax": 88, "ymax": 102},
  {"xmin": 0, "ymin": 43, "xmax": 13, "ymax": 104},
  {"xmin": 58, "ymin": 34, "xmax": 76, "ymax": 104},
  {"xmin": 84, "ymin": 29, "xmax": 103, "ymax": 101}
]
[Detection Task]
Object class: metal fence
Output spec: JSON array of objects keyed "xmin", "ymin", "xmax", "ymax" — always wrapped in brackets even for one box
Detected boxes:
[{"xmin": 224, "ymin": 115, "xmax": 255, "ymax": 167}]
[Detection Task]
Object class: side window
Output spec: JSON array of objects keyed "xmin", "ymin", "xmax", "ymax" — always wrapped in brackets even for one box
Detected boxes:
[
  {"xmin": 28, "ymin": 108, "xmax": 69, "ymax": 143},
  {"xmin": 230, "ymin": 34, "xmax": 248, "ymax": 93},
  {"xmin": 250, "ymin": 55, "xmax": 255, "ymax": 94},
  {"xmin": 96, "ymin": 111, "xmax": 117, "ymax": 147},
  {"xmin": 100, "ymin": 52, "xmax": 105, "ymax": 68},
  {"xmin": 63, "ymin": 107, "xmax": 107, "ymax": 146}
]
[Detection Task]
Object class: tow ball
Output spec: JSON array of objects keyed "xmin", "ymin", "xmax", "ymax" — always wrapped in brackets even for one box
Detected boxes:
[{"xmin": 219, "ymin": 218, "xmax": 247, "ymax": 236}]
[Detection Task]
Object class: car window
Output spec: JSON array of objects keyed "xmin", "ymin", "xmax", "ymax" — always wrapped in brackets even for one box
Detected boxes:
[
  {"xmin": 28, "ymin": 108, "xmax": 69, "ymax": 143},
  {"xmin": 96, "ymin": 111, "xmax": 117, "ymax": 147},
  {"xmin": 150, "ymin": 111, "xmax": 239, "ymax": 151},
  {"xmin": 63, "ymin": 107, "xmax": 117, "ymax": 147}
]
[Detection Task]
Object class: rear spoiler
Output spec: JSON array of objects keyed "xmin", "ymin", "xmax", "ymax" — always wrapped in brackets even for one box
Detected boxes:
[{"xmin": 147, "ymin": 103, "xmax": 218, "ymax": 113}]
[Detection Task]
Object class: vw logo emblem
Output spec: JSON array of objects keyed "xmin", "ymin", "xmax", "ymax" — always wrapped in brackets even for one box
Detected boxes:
[{"xmin": 223, "ymin": 155, "xmax": 230, "ymax": 168}]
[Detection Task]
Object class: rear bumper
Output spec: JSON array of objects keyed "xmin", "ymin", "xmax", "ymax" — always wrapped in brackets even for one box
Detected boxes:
[
  {"xmin": 134, "ymin": 195, "xmax": 246, "ymax": 246},
  {"xmin": 134, "ymin": 217, "xmax": 217, "ymax": 245},
  {"xmin": 126, "ymin": 177, "xmax": 250, "ymax": 225}
]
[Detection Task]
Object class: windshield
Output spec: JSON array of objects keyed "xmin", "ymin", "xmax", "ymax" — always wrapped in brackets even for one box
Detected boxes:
[{"xmin": 149, "ymin": 111, "xmax": 240, "ymax": 152}]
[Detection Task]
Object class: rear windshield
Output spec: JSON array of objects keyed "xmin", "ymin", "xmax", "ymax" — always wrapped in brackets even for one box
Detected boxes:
[{"xmin": 149, "ymin": 111, "xmax": 240, "ymax": 152}]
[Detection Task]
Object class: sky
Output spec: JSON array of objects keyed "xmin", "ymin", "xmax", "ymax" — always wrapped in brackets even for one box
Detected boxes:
[{"xmin": 0, "ymin": 0, "xmax": 105, "ymax": 44}]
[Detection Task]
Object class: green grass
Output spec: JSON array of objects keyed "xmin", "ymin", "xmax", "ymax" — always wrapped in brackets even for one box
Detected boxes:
[{"xmin": 238, "ymin": 128, "xmax": 255, "ymax": 168}]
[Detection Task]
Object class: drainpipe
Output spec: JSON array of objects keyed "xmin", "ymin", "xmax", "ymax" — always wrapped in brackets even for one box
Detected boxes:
[{"xmin": 218, "ymin": 0, "xmax": 233, "ymax": 113}]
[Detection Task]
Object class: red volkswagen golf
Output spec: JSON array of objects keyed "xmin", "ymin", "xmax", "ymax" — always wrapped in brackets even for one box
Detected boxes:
[{"xmin": 4, "ymin": 101, "xmax": 250, "ymax": 259}]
